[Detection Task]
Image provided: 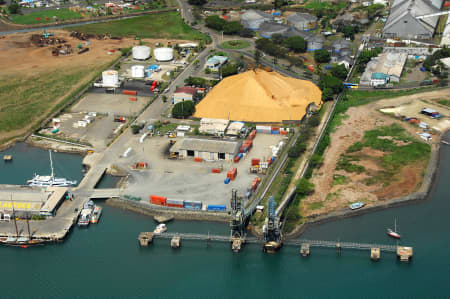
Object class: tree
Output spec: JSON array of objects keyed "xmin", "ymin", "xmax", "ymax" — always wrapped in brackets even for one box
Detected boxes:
[
  {"xmin": 319, "ymin": 75, "xmax": 343, "ymax": 94},
  {"xmin": 273, "ymin": 0, "xmax": 287, "ymax": 8},
  {"xmin": 296, "ymin": 178, "xmax": 315, "ymax": 196},
  {"xmin": 240, "ymin": 28, "xmax": 254, "ymax": 38},
  {"xmin": 314, "ymin": 49, "xmax": 331, "ymax": 63},
  {"xmin": 205, "ymin": 15, "xmax": 226, "ymax": 31},
  {"xmin": 254, "ymin": 50, "xmax": 262, "ymax": 65},
  {"xmin": 188, "ymin": 0, "xmax": 207, "ymax": 5},
  {"xmin": 288, "ymin": 142, "xmax": 306, "ymax": 158},
  {"xmin": 331, "ymin": 64, "xmax": 348, "ymax": 81},
  {"xmin": 284, "ymin": 36, "xmax": 307, "ymax": 53},
  {"xmin": 271, "ymin": 33, "xmax": 284, "ymax": 45},
  {"xmin": 223, "ymin": 21, "xmax": 243, "ymax": 35},
  {"xmin": 172, "ymin": 101, "xmax": 196, "ymax": 118},
  {"xmin": 341, "ymin": 25, "xmax": 359, "ymax": 40},
  {"xmin": 221, "ymin": 63, "xmax": 238, "ymax": 77},
  {"xmin": 8, "ymin": 1, "xmax": 20, "ymax": 14},
  {"xmin": 255, "ymin": 38, "xmax": 287, "ymax": 58},
  {"xmin": 321, "ymin": 87, "xmax": 334, "ymax": 101}
]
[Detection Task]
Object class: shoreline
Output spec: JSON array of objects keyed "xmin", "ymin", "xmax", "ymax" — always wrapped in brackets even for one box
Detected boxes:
[{"xmin": 284, "ymin": 133, "xmax": 446, "ymax": 239}]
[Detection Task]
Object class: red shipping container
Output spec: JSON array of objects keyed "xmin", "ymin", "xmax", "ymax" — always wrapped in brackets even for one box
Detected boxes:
[
  {"xmin": 272, "ymin": 127, "xmax": 280, "ymax": 131},
  {"xmin": 234, "ymin": 156, "xmax": 240, "ymax": 163},
  {"xmin": 194, "ymin": 157, "xmax": 203, "ymax": 162},
  {"xmin": 251, "ymin": 158, "xmax": 260, "ymax": 166},
  {"xmin": 123, "ymin": 90, "xmax": 137, "ymax": 96},
  {"xmin": 445, "ymin": 1, "xmax": 450, "ymax": 7},
  {"xmin": 150, "ymin": 195, "xmax": 166, "ymax": 206},
  {"xmin": 280, "ymin": 130, "xmax": 288, "ymax": 135},
  {"xmin": 167, "ymin": 203, "xmax": 183, "ymax": 208},
  {"xmin": 212, "ymin": 168, "xmax": 221, "ymax": 173},
  {"xmin": 129, "ymin": 97, "xmax": 137, "ymax": 101}
]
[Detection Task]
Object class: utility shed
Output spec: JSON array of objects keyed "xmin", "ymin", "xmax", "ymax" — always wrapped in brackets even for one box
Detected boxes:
[
  {"xmin": 240, "ymin": 9, "xmax": 274, "ymax": 30},
  {"xmin": 286, "ymin": 12, "xmax": 317, "ymax": 31},
  {"xmin": 170, "ymin": 138, "xmax": 241, "ymax": 161},
  {"xmin": 226, "ymin": 121, "xmax": 245, "ymax": 136},
  {"xmin": 382, "ymin": 0, "xmax": 444, "ymax": 39}
]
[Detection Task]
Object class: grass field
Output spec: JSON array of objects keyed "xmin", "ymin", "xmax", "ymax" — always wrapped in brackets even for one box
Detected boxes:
[
  {"xmin": 304, "ymin": 0, "xmax": 346, "ymax": 10},
  {"xmin": 438, "ymin": 99, "xmax": 450, "ymax": 107},
  {"xmin": 220, "ymin": 40, "xmax": 250, "ymax": 49},
  {"xmin": 70, "ymin": 12, "xmax": 207, "ymax": 41},
  {"xmin": 10, "ymin": 8, "xmax": 83, "ymax": 24}
]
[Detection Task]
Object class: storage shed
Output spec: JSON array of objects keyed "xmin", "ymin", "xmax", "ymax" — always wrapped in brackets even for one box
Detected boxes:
[
  {"xmin": 286, "ymin": 12, "xmax": 317, "ymax": 31},
  {"xmin": 240, "ymin": 9, "xmax": 274, "ymax": 30},
  {"xmin": 169, "ymin": 138, "xmax": 241, "ymax": 161},
  {"xmin": 259, "ymin": 22, "xmax": 290, "ymax": 38}
]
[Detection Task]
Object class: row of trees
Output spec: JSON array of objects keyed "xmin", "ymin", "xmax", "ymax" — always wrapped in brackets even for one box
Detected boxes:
[
  {"xmin": 205, "ymin": 15, "xmax": 254, "ymax": 37},
  {"xmin": 355, "ymin": 47, "xmax": 382, "ymax": 73},
  {"xmin": 255, "ymin": 35, "xmax": 308, "ymax": 57}
]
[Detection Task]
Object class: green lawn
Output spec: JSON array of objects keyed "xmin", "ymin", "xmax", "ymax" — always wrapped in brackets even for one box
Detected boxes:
[
  {"xmin": 10, "ymin": 8, "xmax": 83, "ymax": 24},
  {"xmin": 438, "ymin": 99, "xmax": 450, "ymax": 107},
  {"xmin": 304, "ymin": 0, "xmax": 346, "ymax": 10},
  {"xmin": 220, "ymin": 40, "xmax": 250, "ymax": 50},
  {"xmin": 69, "ymin": 12, "xmax": 208, "ymax": 41}
]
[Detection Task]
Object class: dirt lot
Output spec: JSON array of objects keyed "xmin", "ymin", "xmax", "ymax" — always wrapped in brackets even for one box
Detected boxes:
[
  {"xmin": 71, "ymin": 92, "xmax": 151, "ymax": 116},
  {"xmin": 301, "ymin": 89, "xmax": 450, "ymax": 217},
  {"xmin": 115, "ymin": 133, "xmax": 285, "ymax": 207}
]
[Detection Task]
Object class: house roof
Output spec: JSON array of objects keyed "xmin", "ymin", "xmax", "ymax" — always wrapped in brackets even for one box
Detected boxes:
[
  {"xmin": 287, "ymin": 12, "xmax": 317, "ymax": 24},
  {"xmin": 170, "ymin": 138, "xmax": 240, "ymax": 154},
  {"xmin": 174, "ymin": 86, "xmax": 197, "ymax": 95},
  {"xmin": 241, "ymin": 9, "xmax": 273, "ymax": 21}
]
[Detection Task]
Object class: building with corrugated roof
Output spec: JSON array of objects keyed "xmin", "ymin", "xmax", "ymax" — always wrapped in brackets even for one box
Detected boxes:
[
  {"xmin": 382, "ymin": 0, "xmax": 444, "ymax": 39},
  {"xmin": 360, "ymin": 52, "xmax": 408, "ymax": 86},
  {"xmin": 331, "ymin": 39, "xmax": 353, "ymax": 53},
  {"xmin": 286, "ymin": 12, "xmax": 318, "ymax": 31},
  {"xmin": 259, "ymin": 22, "xmax": 290, "ymax": 38},
  {"xmin": 172, "ymin": 87, "xmax": 198, "ymax": 104},
  {"xmin": 240, "ymin": 9, "xmax": 274, "ymax": 30},
  {"xmin": 169, "ymin": 137, "xmax": 240, "ymax": 161},
  {"xmin": 205, "ymin": 55, "xmax": 228, "ymax": 71}
]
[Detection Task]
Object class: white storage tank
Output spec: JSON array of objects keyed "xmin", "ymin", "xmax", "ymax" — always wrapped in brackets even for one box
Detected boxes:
[
  {"xmin": 102, "ymin": 70, "xmax": 119, "ymax": 87},
  {"xmin": 132, "ymin": 46, "xmax": 151, "ymax": 60},
  {"xmin": 131, "ymin": 65, "xmax": 145, "ymax": 78},
  {"xmin": 154, "ymin": 47, "xmax": 174, "ymax": 62}
]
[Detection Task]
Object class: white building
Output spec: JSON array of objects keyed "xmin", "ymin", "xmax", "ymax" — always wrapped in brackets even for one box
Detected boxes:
[
  {"xmin": 360, "ymin": 52, "xmax": 408, "ymax": 86},
  {"xmin": 199, "ymin": 118, "xmax": 229, "ymax": 136}
]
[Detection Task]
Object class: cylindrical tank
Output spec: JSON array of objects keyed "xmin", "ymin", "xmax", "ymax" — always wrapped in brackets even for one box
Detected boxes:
[
  {"xmin": 131, "ymin": 65, "xmax": 145, "ymax": 78},
  {"xmin": 132, "ymin": 46, "xmax": 151, "ymax": 60},
  {"xmin": 102, "ymin": 70, "xmax": 119, "ymax": 87},
  {"xmin": 154, "ymin": 47, "xmax": 174, "ymax": 62}
]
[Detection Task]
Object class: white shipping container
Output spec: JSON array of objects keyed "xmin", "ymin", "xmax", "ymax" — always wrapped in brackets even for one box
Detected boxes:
[
  {"xmin": 256, "ymin": 125, "xmax": 271, "ymax": 131},
  {"xmin": 123, "ymin": 147, "xmax": 132, "ymax": 157}
]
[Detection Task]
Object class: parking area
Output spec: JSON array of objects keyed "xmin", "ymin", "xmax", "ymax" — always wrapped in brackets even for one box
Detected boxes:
[
  {"xmin": 110, "ymin": 132, "xmax": 286, "ymax": 207},
  {"xmin": 71, "ymin": 92, "xmax": 151, "ymax": 116}
]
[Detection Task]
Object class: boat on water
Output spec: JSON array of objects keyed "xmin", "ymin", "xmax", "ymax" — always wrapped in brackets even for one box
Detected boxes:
[
  {"xmin": 27, "ymin": 150, "xmax": 77, "ymax": 187},
  {"xmin": 387, "ymin": 219, "xmax": 401, "ymax": 239},
  {"xmin": 153, "ymin": 223, "xmax": 167, "ymax": 235},
  {"xmin": 78, "ymin": 208, "xmax": 92, "ymax": 227},
  {"xmin": 349, "ymin": 202, "xmax": 365, "ymax": 210},
  {"xmin": 90, "ymin": 206, "xmax": 102, "ymax": 224}
]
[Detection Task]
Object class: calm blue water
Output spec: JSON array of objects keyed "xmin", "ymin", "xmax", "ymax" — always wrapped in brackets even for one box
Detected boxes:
[
  {"xmin": 0, "ymin": 143, "xmax": 84, "ymax": 185},
  {"xmin": 0, "ymin": 141, "xmax": 449, "ymax": 298}
]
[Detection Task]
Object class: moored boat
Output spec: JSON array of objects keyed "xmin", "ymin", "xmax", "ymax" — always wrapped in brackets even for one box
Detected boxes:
[
  {"xmin": 78, "ymin": 208, "xmax": 92, "ymax": 227},
  {"xmin": 387, "ymin": 219, "xmax": 401, "ymax": 239},
  {"xmin": 90, "ymin": 206, "xmax": 102, "ymax": 224},
  {"xmin": 153, "ymin": 223, "xmax": 167, "ymax": 235},
  {"xmin": 349, "ymin": 202, "xmax": 365, "ymax": 210}
]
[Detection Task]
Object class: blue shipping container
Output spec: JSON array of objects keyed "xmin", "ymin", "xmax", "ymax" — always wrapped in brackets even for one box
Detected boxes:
[
  {"xmin": 184, "ymin": 200, "xmax": 202, "ymax": 210},
  {"xmin": 207, "ymin": 205, "xmax": 226, "ymax": 211},
  {"xmin": 272, "ymin": 130, "xmax": 280, "ymax": 134},
  {"xmin": 224, "ymin": 177, "xmax": 231, "ymax": 184},
  {"xmin": 420, "ymin": 67, "xmax": 426, "ymax": 72}
]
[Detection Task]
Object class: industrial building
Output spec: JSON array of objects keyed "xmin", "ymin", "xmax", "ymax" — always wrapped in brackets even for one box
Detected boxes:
[
  {"xmin": 0, "ymin": 187, "xmax": 68, "ymax": 217},
  {"xmin": 226, "ymin": 121, "xmax": 245, "ymax": 136},
  {"xmin": 382, "ymin": 0, "xmax": 444, "ymax": 40},
  {"xmin": 154, "ymin": 47, "xmax": 174, "ymax": 62},
  {"xmin": 286, "ymin": 13, "xmax": 317, "ymax": 31},
  {"xmin": 199, "ymin": 118, "xmax": 229, "ymax": 136},
  {"xmin": 169, "ymin": 137, "xmax": 240, "ymax": 161},
  {"xmin": 205, "ymin": 55, "xmax": 228, "ymax": 71},
  {"xmin": 360, "ymin": 52, "xmax": 408, "ymax": 86},
  {"xmin": 240, "ymin": 9, "xmax": 274, "ymax": 30},
  {"xmin": 172, "ymin": 87, "xmax": 198, "ymax": 104},
  {"xmin": 132, "ymin": 46, "xmax": 151, "ymax": 60},
  {"xmin": 283, "ymin": 29, "xmax": 324, "ymax": 51},
  {"xmin": 259, "ymin": 22, "xmax": 290, "ymax": 38}
]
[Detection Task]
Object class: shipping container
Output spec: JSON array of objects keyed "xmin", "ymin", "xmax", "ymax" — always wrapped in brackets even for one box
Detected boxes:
[
  {"xmin": 184, "ymin": 200, "xmax": 202, "ymax": 210},
  {"xmin": 445, "ymin": 1, "xmax": 450, "ymax": 7},
  {"xmin": 167, "ymin": 203, "xmax": 184, "ymax": 208},
  {"xmin": 224, "ymin": 177, "xmax": 231, "ymax": 184},
  {"xmin": 212, "ymin": 168, "xmax": 221, "ymax": 173},
  {"xmin": 272, "ymin": 130, "xmax": 280, "ymax": 134},
  {"xmin": 234, "ymin": 155, "xmax": 241, "ymax": 163},
  {"xmin": 167, "ymin": 198, "xmax": 184, "ymax": 205},
  {"xmin": 194, "ymin": 157, "xmax": 203, "ymax": 162},
  {"xmin": 207, "ymin": 204, "xmax": 226, "ymax": 211},
  {"xmin": 150, "ymin": 195, "xmax": 166, "ymax": 206},
  {"xmin": 123, "ymin": 90, "xmax": 137, "ymax": 96},
  {"xmin": 251, "ymin": 158, "xmax": 260, "ymax": 166},
  {"xmin": 272, "ymin": 127, "xmax": 280, "ymax": 131}
]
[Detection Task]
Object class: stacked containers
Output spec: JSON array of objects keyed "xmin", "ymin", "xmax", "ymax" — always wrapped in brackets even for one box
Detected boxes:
[
  {"xmin": 150, "ymin": 195, "xmax": 167, "ymax": 206},
  {"xmin": 234, "ymin": 153, "xmax": 243, "ymax": 163},
  {"xmin": 207, "ymin": 204, "xmax": 226, "ymax": 211},
  {"xmin": 271, "ymin": 127, "xmax": 280, "ymax": 134},
  {"xmin": 227, "ymin": 168, "xmax": 237, "ymax": 181},
  {"xmin": 267, "ymin": 157, "xmax": 273, "ymax": 166},
  {"xmin": 184, "ymin": 200, "xmax": 202, "ymax": 210},
  {"xmin": 256, "ymin": 125, "xmax": 271, "ymax": 134},
  {"xmin": 251, "ymin": 177, "xmax": 261, "ymax": 192},
  {"xmin": 251, "ymin": 158, "xmax": 260, "ymax": 166},
  {"xmin": 248, "ymin": 130, "xmax": 256, "ymax": 140},
  {"xmin": 167, "ymin": 199, "xmax": 184, "ymax": 208}
]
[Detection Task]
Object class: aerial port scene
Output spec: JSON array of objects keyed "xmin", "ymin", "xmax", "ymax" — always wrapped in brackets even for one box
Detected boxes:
[{"xmin": 0, "ymin": 0, "xmax": 450, "ymax": 296}]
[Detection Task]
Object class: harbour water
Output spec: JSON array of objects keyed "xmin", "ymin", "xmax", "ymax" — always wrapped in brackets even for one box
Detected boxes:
[{"xmin": 1, "ymin": 141, "xmax": 449, "ymax": 298}]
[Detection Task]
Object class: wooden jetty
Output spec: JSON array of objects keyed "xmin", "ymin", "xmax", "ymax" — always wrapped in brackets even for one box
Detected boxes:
[
  {"xmin": 138, "ymin": 232, "xmax": 153, "ymax": 247},
  {"xmin": 3, "ymin": 155, "xmax": 12, "ymax": 162},
  {"xmin": 171, "ymin": 235, "xmax": 181, "ymax": 248}
]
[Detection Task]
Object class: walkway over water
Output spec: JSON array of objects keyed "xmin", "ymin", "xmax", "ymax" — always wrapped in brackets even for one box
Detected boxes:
[{"xmin": 284, "ymin": 239, "xmax": 398, "ymax": 252}]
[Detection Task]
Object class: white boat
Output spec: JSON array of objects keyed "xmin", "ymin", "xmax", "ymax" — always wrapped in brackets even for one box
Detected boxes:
[
  {"xmin": 349, "ymin": 202, "xmax": 365, "ymax": 210},
  {"xmin": 153, "ymin": 223, "xmax": 167, "ymax": 235},
  {"xmin": 77, "ymin": 208, "xmax": 92, "ymax": 227},
  {"xmin": 90, "ymin": 206, "xmax": 102, "ymax": 224},
  {"xmin": 27, "ymin": 150, "xmax": 77, "ymax": 187},
  {"xmin": 387, "ymin": 219, "xmax": 401, "ymax": 239}
]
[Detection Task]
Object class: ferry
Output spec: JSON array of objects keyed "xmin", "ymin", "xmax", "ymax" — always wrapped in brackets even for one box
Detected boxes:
[
  {"xmin": 387, "ymin": 219, "xmax": 401, "ymax": 239},
  {"xmin": 90, "ymin": 206, "xmax": 102, "ymax": 224},
  {"xmin": 349, "ymin": 202, "xmax": 365, "ymax": 210},
  {"xmin": 153, "ymin": 223, "xmax": 167, "ymax": 235},
  {"xmin": 27, "ymin": 150, "xmax": 77, "ymax": 187},
  {"xmin": 77, "ymin": 208, "xmax": 92, "ymax": 227}
]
